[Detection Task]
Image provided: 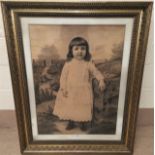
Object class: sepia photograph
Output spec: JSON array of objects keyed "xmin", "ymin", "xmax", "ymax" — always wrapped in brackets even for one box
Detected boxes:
[{"xmin": 27, "ymin": 22, "xmax": 128, "ymax": 137}]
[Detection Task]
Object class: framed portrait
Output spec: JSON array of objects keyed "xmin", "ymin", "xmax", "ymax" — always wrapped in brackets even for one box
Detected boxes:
[{"xmin": 1, "ymin": 1, "xmax": 152, "ymax": 155}]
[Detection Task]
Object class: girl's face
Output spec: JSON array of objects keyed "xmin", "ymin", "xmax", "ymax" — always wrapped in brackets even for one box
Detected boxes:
[{"xmin": 72, "ymin": 45, "xmax": 86, "ymax": 60}]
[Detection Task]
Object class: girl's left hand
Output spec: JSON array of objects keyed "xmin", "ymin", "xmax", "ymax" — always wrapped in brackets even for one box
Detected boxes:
[{"xmin": 99, "ymin": 80, "xmax": 105, "ymax": 91}]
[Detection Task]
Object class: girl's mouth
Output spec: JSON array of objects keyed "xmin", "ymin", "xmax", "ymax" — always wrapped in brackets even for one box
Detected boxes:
[{"xmin": 77, "ymin": 54, "xmax": 83, "ymax": 56}]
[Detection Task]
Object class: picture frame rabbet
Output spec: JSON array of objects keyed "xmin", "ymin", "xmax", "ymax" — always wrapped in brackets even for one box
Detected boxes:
[{"xmin": 1, "ymin": 1, "xmax": 153, "ymax": 155}]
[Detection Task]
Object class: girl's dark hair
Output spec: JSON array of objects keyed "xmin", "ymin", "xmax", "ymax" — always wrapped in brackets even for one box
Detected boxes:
[{"xmin": 67, "ymin": 37, "xmax": 91, "ymax": 61}]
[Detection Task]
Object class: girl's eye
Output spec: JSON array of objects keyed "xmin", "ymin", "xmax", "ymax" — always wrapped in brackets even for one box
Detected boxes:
[
  {"xmin": 81, "ymin": 47, "xmax": 86, "ymax": 50},
  {"xmin": 73, "ymin": 46, "xmax": 86, "ymax": 51},
  {"xmin": 74, "ymin": 47, "xmax": 78, "ymax": 50}
]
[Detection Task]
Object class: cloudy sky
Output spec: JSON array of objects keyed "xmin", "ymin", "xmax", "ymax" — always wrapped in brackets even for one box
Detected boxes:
[{"xmin": 29, "ymin": 24, "xmax": 125, "ymax": 61}]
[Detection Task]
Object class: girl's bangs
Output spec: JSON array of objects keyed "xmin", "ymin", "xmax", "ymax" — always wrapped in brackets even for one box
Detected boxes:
[{"xmin": 71, "ymin": 40, "xmax": 87, "ymax": 47}]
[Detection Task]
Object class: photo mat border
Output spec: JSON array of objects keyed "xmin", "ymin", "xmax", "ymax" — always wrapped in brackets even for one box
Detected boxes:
[{"xmin": 21, "ymin": 17, "xmax": 134, "ymax": 141}]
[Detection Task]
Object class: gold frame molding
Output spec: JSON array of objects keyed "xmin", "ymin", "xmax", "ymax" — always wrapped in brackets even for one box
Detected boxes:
[{"xmin": 1, "ymin": 1, "xmax": 153, "ymax": 155}]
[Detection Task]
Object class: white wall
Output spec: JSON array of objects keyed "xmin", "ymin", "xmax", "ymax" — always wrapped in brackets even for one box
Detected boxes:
[{"xmin": 0, "ymin": 3, "xmax": 154, "ymax": 109}]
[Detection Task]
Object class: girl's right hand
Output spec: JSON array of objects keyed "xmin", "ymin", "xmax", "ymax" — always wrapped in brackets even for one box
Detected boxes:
[{"xmin": 99, "ymin": 80, "xmax": 105, "ymax": 91}]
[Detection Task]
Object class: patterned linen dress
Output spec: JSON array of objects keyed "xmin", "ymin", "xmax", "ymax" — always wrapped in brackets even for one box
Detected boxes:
[{"xmin": 53, "ymin": 59, "xmax": 104, "ymax": 122}]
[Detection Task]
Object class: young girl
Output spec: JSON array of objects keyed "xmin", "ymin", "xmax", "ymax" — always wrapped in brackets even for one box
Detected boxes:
[{"xmin": 53, "ymin": 37, "xmax": 105, "ymax": 131}]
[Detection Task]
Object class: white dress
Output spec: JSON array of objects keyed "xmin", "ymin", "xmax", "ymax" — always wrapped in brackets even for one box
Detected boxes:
[{"xmin": 53, "ymin": 59, "xmax": 104, "ymax": 122}]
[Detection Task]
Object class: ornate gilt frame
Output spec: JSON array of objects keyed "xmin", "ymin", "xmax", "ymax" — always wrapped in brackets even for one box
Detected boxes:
[{"xmin": 1, "ymin": 1, "xmax": 152, "ymax": 155}]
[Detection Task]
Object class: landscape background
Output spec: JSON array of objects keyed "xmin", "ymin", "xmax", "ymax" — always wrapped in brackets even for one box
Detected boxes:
[{"xmin": 29, "ymin": 25, "xmax": 125, "ymax": 134}]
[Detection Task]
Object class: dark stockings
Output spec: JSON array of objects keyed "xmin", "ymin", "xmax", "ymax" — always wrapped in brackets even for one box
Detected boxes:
[
  {"xmin": 66, "ymin": 121, "xmax": 88, "ymax": 131},
  {"xmin": 80, "ymin": 122, "xmax": 87, "ymax": 131}
]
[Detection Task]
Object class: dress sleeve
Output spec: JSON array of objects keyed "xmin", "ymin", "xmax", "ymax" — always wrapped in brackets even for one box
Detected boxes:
[
  {"xmin": 88, "ymin": 61, "xmax": 104, "ymax": 81},
  {"xmin": 59, "ymin": 62, "xmax": 69, "ymax": 90}
]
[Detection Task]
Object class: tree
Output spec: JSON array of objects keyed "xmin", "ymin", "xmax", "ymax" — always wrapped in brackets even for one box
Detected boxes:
[
  {"xmin": 38, "ymin": 44, "xmax": 60, "ymax": 61},
  {"xmin": 111, "ymin": 42, "xmax": 124, "ymax": 61}
]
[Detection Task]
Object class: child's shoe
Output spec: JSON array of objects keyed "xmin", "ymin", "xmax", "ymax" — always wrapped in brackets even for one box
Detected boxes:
[
  {"xmin": 80, "ymin": 122, "xmax": 87, "ymax": 131},
  {"xmin": 66, "ymin": 121, "xmax": 75, "ymax": 130}
]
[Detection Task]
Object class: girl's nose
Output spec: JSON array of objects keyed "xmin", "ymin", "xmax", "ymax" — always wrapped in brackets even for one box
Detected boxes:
[{"xmin": 79, "ymin": 51, "xmax": 83, "ymax": 55}]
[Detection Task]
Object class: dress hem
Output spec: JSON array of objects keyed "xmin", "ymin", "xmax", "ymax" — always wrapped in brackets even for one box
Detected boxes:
[{"xmin": 53, "ymin": 113, "xmax": 92, "ymax": 122}]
